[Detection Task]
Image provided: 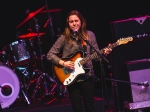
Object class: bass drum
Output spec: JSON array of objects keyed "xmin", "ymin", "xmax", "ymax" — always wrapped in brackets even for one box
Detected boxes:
[{"xmin": 0, "ymin": 66, "xmax": 20, "ymax": 109}]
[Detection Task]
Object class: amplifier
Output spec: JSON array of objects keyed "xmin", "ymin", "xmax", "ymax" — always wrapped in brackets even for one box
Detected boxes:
[
  {"xmin": 110, "ymin": 15, "xmax": 150, "ymax": 41},
  {"xmin": 126, "ymin": 59, "xmax": 150, "ymax": 103},
  {"xmin": 110, "ymin": 15, "xmax": 150, "ymax": 111},
  {"xmin": 124, "ymin": 60, "xmax": 150, "ymax": 111}
]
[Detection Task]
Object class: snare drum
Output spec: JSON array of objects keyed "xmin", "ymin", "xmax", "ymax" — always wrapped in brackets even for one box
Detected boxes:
[{"xmin": 4, "ymin": 39, "xmax": 33, "ymax": 67}]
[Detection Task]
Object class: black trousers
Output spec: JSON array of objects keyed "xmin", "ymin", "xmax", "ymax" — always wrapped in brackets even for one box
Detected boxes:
[{"xmin": 67, "ymin": 76, "xmax": 95, "ymax": 112}]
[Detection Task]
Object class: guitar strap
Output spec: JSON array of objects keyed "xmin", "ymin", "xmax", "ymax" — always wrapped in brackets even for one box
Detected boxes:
[{"xmin": 78, "ymin": 40, "xmax": 87, "ymax": 57}]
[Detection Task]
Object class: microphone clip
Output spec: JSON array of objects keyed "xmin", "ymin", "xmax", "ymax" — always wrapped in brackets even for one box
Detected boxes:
[{"xmin": 139, "ymin": 81, "xmax": 149, "ymax": 87}]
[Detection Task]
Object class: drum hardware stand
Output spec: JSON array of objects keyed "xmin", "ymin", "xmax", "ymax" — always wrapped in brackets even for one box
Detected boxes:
[
  {"xmin": 16, "ymin": 67, "xmax": 30, "ymax": 104},
  {"xmin": 30, "ymin": 71, "xmax": 55, "ymax": 97},
  {"xmin": 31, "ymin": 70, "xmax": 44, "ymax": 99},
  {"xmin": 30, "ymin": 71, "xmax": 63, "ymax": 102},
  {"xmin": 45, "ymin": 73, "xmax": 58, "ymax": 96},
  {"xmin": 31, "ymin": 17, "xmax": 51, "ymax": 97},
  {"xmin": 46, "ymin": 74, "xmax": 68, "ymax": 105},
  {"xmin": 17, "ymin": 67, "xmax": 29, "ymax": 93},
  {"xmin": 0, "ymin": 104, "xmax": 2, "ymax": 112},
  {"xmin": 0, "ymin": 51, "xmax": 10, "ymax": 67},
  {"xmin": 21, "ymin": 88, "xmax": 30, "ymax": 104},
  {"xmin": 28, "ymin": 37, "xmax": 37, "ymax": 59},
  {"xmin": 0, "ymin": 86, "xmax": 3, "ymax": 112},
  {"xmin": 32, "ymin": 73, "xmax": 51, "ymax": 101},
  {"xmin": 26, "ymin": 69, "xmax": 39, "ymax": 91}
]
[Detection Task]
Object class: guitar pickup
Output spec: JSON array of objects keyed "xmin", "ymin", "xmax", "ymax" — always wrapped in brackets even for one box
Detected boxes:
[{"xmin": 62, "ymin": 67, "xmax": 72, "ymax": 75}]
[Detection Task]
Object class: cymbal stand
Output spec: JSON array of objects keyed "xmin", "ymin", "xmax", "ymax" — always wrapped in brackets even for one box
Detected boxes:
[
  {"xmin": 31, "ymin": 17, "xmax": 50, "ymax": 99},
  {"xmin": 33, "ymin": 17, "xmax": 45, "ymax": 73}
]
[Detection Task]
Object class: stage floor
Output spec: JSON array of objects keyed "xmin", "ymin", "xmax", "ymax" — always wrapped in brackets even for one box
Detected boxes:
[
  {"xmin": 2, "ymin": 87, "xmax": 115, "ymax": 112},
  {"xmin": 2, "ymin": 97, "xmax": 111, "ymax": 112}
]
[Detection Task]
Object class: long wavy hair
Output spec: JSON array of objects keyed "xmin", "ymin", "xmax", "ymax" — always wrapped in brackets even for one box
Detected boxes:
[{"xmin": 62, "ymin": 10, "xmax": 88, "ymax": 45}]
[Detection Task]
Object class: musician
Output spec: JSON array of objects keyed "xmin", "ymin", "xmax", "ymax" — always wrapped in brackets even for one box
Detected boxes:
[{"xmin": 46, "ymin": 10, "xmax": 112, "ymax": 112}]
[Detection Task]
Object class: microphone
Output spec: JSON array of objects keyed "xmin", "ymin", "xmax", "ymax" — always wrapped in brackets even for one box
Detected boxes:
[
  {"xmin": 143, "ymin": 81, "xmax": 149, "ymax": 87},
  {"xmin": 72, "ymin": 30, "xmax": 81, "ymax": 41},
  {"xmin": 73, "ymin": 30, "xmax": 78, "ymax": 36}
]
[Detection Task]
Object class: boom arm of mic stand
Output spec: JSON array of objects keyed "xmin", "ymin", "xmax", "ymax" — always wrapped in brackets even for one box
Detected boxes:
[
  {"xmin": 105, "ymin": 78, "xmax": 149, "ymax": 87},
  {"xmin": 79, "ymin": 35, "xmax": 110, "ymax": 64}
]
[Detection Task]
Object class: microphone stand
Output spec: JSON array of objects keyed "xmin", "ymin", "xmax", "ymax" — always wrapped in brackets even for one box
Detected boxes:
[
  {"xmin": 105, "ymin": 78, "xmax": 149, "ymax": 111},
  {"xmin": 99, "ymin": 58, "xmax": 112, "ymax": 112},
  {"xmin": 78, "ymin": 34, "xmax": 111, "ymax": 111},
  {"xmin": 79, "ymin": 34, "xmax": 149, "ymax": 111}
]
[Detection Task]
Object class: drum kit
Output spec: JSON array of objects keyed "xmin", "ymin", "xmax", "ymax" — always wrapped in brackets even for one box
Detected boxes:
[{"xmin": 0, "ymin": 6, "xmax": 66, "ymax": 110}]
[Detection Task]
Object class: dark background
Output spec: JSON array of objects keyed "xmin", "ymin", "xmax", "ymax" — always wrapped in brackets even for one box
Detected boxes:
[
  {"xmin": 1, "ymin": 1, "xmax": 150, "ymax": 49},
  {"xmin": 1, "ymin": 0, "xmax": 150, "ymax": 71},
  {"xmin": 1, "ymin": 1, "xmax": 150, "ymax": 111}
]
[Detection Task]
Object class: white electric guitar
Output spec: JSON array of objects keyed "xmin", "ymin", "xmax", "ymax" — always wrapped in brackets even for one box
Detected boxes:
[{"xmin": 53, "ymin": 37, "xmax": 133, "ymax": 86}]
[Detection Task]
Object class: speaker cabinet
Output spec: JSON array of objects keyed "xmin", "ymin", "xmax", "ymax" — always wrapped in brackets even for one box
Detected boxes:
[{"xmin": 109, "ymin": 15, "xmax": 150, "ymax": 111}]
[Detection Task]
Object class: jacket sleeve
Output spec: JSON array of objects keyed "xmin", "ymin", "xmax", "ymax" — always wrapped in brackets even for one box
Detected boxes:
[{"xmin": 46, "ymin": 35, "xmax": 65, "ymax": 65}]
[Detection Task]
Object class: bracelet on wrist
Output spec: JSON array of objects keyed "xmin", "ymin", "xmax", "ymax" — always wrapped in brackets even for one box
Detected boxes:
[{"xmin": 63, "ymin": 61, "xmax": 65, "ymax": 66}]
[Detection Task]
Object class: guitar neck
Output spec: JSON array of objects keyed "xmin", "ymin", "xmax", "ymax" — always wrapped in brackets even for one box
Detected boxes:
[
  {"xmin": 100, "ymin": 42, "xmax": 118, "ymax": 53},
  {"xmin": 80, "ymin": 42, "xmax": 118, "ymax": 65}
]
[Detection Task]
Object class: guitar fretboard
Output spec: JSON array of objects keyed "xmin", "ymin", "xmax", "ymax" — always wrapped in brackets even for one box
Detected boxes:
[{"xmin": 80, "ymin": 42, "xmax": 118, "ymax": 65}]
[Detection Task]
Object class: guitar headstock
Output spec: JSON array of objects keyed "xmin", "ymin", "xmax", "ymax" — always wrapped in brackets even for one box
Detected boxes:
[{"xmin": 117, "ymin": 37, "xmax": 133, "ymax": 45}]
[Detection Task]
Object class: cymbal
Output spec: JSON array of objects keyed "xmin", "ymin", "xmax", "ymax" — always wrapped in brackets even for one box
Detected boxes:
[
  {"xmin": 40, "ymin": 8, "xmax": 62, "ymax": 13},
  {"xmin": 19, "ymin": 32, "xmax": 46, "ymax": 38},
  {"xmin": 16, "ymin": 6, "xmax": 46, "ymax": 29}
]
